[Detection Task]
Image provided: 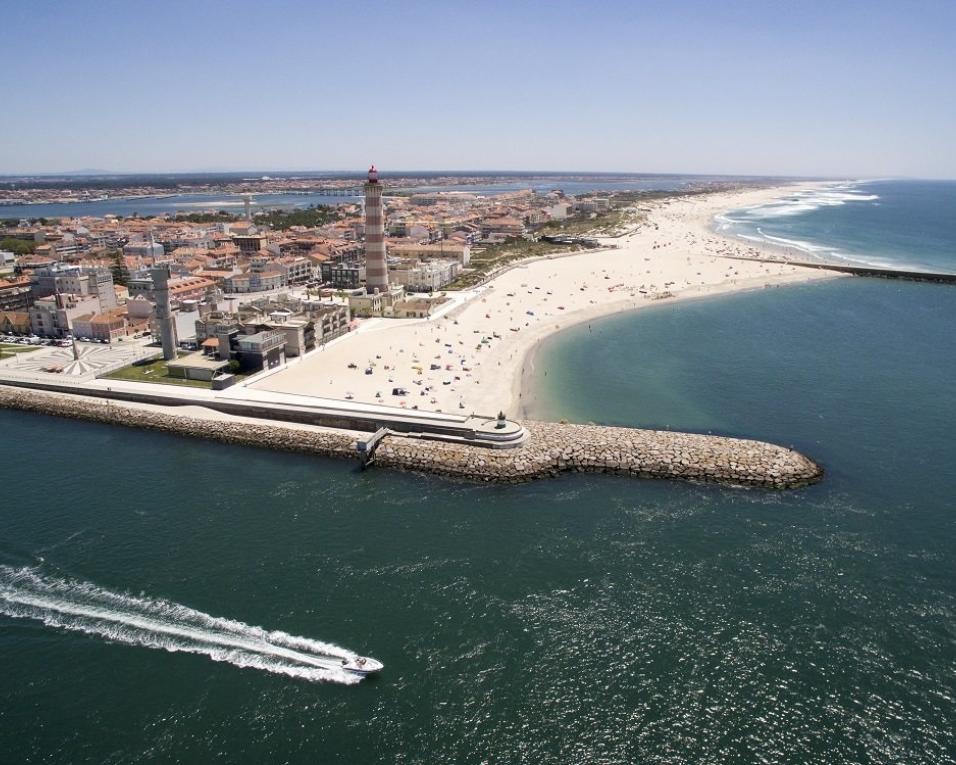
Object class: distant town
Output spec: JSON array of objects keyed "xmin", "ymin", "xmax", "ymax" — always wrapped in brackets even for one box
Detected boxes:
[{"xmin": 0, "ymin": 169, "xmax": 722, "ymax": 382}]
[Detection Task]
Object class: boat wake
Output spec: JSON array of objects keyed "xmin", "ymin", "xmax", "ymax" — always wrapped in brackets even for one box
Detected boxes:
[{"xmin": 0, "ymin": 566, "xmax": 364, "ymax": 684}]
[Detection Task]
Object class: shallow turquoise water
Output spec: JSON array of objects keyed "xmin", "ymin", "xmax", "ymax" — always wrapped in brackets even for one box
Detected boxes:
[{"xmin": 1, "ymin": 277, "xmax": 954, "ymax": 764}]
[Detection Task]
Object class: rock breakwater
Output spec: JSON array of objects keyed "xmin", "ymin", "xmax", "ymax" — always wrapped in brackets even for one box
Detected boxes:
[
  {"xmin": 0, "ymin": 386, "xmax": 822, "ymax": 489},
  {"xmin": 375, "ymin": 421, "xmax": 822, "ymax": 488}
]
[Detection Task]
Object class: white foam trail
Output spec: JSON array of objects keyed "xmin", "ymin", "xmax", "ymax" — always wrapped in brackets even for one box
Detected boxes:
[{"xmin": 0, "ymin": 567, "xmax": 363, "ymax": 684}]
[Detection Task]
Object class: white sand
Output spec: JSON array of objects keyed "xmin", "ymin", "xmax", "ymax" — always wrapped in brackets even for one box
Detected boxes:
[{"xmin": 251, "ymin": 183, "xmax": 842, "ymax": 417}]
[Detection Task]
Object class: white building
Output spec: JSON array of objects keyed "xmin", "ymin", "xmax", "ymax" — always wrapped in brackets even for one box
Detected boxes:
[
  {"xmin": 389, "ymin": 259, "xmax": 460, "ymax": 292},
  {"xmin": 388, "ymin": 242, "xmax": 471, "ymax": 266},
  {"xmin": 29, "ymin": 293, "xmax": 101, "ymax": 337},
  {"xmin": 545, "ymin": 202, "xmax": 572, "ymax": 221},
  {"xmin": 123, "ymin": 240, "xmax": 166, "ymax": 260}
]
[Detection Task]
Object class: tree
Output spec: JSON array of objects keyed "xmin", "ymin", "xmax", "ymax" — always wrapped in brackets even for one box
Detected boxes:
[
  {"xmin": 108, "ymin": 249, "xmax": 128, "ymax": 286},
  {"xmin": 0, "ymin": 238, "xmax": 35, "ymax": 255},
  {"xmin": 252, "ymin": 206, "xmax": 343, "ymax": 230}
]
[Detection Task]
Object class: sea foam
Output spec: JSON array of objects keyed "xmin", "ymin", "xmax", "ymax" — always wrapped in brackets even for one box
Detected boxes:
[
  {"xmin": 716, "ymin": 182, "xmax": 881, "ymax": 262},
  {"xmin": 0, "ymin": 566, "xmax": 365, "ymax": 684}
]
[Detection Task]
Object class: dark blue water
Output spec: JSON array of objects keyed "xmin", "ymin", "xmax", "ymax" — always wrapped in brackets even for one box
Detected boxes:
[
  {"xmin": 2, "ymin": 277, "xmax": 954, "ymax": 763},
  {"xmin": 718, "ymin": 180, "xmax": 956, "ymax": 274}
]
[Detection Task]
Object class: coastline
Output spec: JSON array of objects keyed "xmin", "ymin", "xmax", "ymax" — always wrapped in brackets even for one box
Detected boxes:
[
  {"xmin": 0, "ymin": 180, "xmax": 841, "ymax": 491},
  {"xmin": 0, "ymin": 181, "xmax": 845, "ymax": 448},
  {"xmin": 509, "ymin": 182, "xmax": 850, "ymax": 420},
  {"xmin": 0, "ymin": 385, "xmax": 823, "ymax": 489},
  {"xmin": 248, "ymin": 181, "xmax": 844, "ymax": 419},
  {"xmin": 515, "ymin": 270, "xmax": 834, "ymax": 421}
]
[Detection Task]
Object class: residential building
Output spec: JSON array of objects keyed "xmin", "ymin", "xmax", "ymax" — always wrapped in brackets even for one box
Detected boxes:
[
  {"xmin": 388, "ymin": 242, "xmax": 471, "ymax": 266},
  {"xmin": 0, "ymin": 278, "xmax": 33, "ymax": 311},
  {"xmin": 0, "ymin": 311, "xmax": 31, "ymax": 335},
  {"xmin": 29, "ymin": 293, "xmax": 100, "ymax": 337},
  {"xmin": 123, "ymin": 239, "xmax": 165, "ymax": 260},
  {"xmin": 127, "ymin": 274, "xmax": 215, "ymax": 303},
  {"xmin": 236, "ymin": 330, "xmax": 286, "ymax": 372},
  {"xmin": 545, "ymin": 202, "xmax": 572, "ymax": 220},
  {"xmin": 391, "ymin": 295, "xmax": 447, "ymax": 318},
  {"xmin": 320, "ymin": 261, "xmax": 365, "ymax": 289},
  {"xmin": 31, "ymin": 264, "xmax": 117, "ymax": 310},
  {"xmin": 277, "ymin": 256, "xmax": 314, "ymax": 284},
  {"xmin": 575, "ymin": 197, "xmax": 611, "ymax": 214},
  {"xmin": 222, "ymin": 269, "xmax": 285, "ymax": 293},
  {"xmin": 347, "ymin": 284, "xmax": 405, "ymax": 317},
  {"xmin": 389, "ymin": 259, "xmax": 460, "ymax": 292},
  {"xmin": 480, "ymin": 217, "xmax": 526, "ymax": 238},
  {"xmin": 71, "ymin": 307, "xmax": 147, "ymax": 342},
  {"xmin": 232, "ymin": 234, "xmax": 268, "ymax": 255}
]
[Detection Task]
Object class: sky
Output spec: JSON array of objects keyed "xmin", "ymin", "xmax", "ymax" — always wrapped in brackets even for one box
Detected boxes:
[{"xmin": 1, "ymin": 0, "xmax": 954, "ymax": 178}]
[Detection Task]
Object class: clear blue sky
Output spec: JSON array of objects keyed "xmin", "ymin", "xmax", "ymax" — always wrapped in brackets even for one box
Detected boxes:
[{"xmin": 2, "ymin": 0, "xmax": 954, "ymax": 177}]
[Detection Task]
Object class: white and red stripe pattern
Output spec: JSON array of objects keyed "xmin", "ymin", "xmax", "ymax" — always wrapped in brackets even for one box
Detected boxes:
[{"xmin": 364, "ymin": 165, "xmax": 388, "ymax": 292}]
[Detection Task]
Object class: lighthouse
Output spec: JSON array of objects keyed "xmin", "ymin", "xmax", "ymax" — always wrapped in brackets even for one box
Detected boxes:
[{"xmin": 363, "ymin": 164, "xmax": 388, "ymax": 293}]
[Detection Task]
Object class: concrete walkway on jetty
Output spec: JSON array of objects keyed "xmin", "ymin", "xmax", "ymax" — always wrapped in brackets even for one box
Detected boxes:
[
  {"xmin": 725, "ymin": 256, "xmax": 956, "ymax": 285},
  {"xmin": 0, "ymin": 381, "xmax": 823, "ymax": 490},
  {"xmin": 0, "ymin": 374, "xmax": 527, "ymax": 448}
]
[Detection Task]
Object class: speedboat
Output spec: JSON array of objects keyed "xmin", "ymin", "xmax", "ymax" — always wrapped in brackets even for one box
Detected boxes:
[{"xmin": 340, "ymin": 656, "xmax": 384, "ymax": 675}]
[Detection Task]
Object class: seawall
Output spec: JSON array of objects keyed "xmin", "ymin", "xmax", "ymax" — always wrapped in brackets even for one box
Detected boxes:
[
  {"xmin": 0, "ymin": 386, "xmax": 823, "ymax": 490},
  {"xmin": 725, "ymin": 255, "xmax": 956, "ymax": 285},
  {"xmin": 374, "ymin": 420, "xmax": 822, "ymax": 488}
]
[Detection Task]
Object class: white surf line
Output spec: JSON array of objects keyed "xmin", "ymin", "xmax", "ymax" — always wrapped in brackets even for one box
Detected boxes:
[{"xmin": 0, "ymin": 567, "xmax": 363, "ymax": 684}]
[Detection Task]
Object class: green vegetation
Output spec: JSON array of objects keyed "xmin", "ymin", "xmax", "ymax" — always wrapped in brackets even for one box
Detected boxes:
[
  {"xmin": 103, "ymin": 356, "xmax": 212, "ymax": 389},
  {"xmin": 107, "ymin": 248, "xmax": 128, "ymax": 286},
  {"xmin": 253, "ymin": 205, "xmax": 343, "ymax": 230},
  {"xmin": 443, "ymin": 187, "xmax": 722, "ymax": 289},
  {"xmin": 172, "ymin": 211, "xmax": 239, "ymax": 223},
  {"xmin": 0, "ymin": 237, "xmax": 36, "ymax": 255},
  {"xmin": 0, "ymin": 343, "xmax": 41, "ymax": 360},
  {"xmin": 1, "ymin": 217, "xmax": 58, "ymax": 227},
  {"xmin": 445, "ymin": 238, "xmax": 585, "ymax": 290},
  {"xmin": 537, "ymin": 209, "xmax": 634, "ymax": 237}
]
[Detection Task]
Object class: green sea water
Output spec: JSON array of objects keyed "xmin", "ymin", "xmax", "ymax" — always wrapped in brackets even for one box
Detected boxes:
[{"xmin": 1, "ymin": 278, "xmax": 954, "ymax": 764}]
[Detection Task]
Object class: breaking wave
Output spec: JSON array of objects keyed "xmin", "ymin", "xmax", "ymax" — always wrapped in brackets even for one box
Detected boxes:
[
  {"xmin": 714, "ymin": 181, "xmax": 884, "ymax": 265},
  {"xmin": 719, "ymin": 183, "xmax": 880, "ymax": 227},
  {"xmin": 0, "ymin": 566, "xmax": 364, "ymax": 684}
]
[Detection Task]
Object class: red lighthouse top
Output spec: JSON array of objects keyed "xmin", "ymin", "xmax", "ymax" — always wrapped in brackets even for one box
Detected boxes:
[{"xmin": 368, "ymin": 164, "xmax": 378, "ymax": 183}]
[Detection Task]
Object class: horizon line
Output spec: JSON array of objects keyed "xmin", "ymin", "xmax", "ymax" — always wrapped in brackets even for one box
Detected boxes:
[{"xmin": 0, "ymin": 168, "xmax": 851, "ymax": 180}]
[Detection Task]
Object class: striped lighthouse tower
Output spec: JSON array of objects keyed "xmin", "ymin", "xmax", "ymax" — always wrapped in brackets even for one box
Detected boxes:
[{"xmin": 364, "ymin": 164, "xmax": 388, "ymax": 293}]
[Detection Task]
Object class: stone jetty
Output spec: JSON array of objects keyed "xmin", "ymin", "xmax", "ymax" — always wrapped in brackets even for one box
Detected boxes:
[
  {"xmin": 0, "ymin": 386, "xmax": 822, "ymax": 489},
  {"xmin": 374, "ymin": 421, "xmax": 822, "ymax": 488}
]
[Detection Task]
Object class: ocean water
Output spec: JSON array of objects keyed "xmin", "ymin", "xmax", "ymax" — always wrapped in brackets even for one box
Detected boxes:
[
  {"xmin": 2, "ymin": 275, "xmax": 954, "ymax": 764},
  {"xmin": 716, "ymin": 179, "xmax": 956, "ymax": 274}
]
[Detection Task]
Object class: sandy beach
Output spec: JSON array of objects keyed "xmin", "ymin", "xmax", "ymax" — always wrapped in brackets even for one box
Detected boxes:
[{"xmin": 249, "ymin": 183, "xmax": 841, "ymax": 417}]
